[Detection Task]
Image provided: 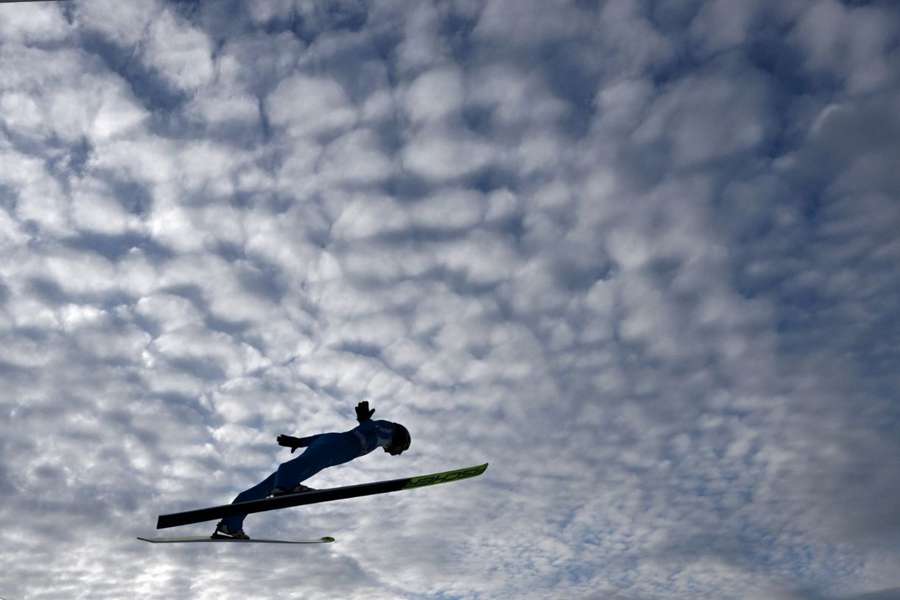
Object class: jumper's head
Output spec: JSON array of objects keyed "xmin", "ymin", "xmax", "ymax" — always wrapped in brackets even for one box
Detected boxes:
[{"xmin": 384, "ymin": 423, "xmax": 411, "ymax": 456}]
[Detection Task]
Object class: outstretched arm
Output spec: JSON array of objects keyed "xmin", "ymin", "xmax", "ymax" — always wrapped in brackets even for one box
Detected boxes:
[
  {"xmin": 276, "ymin": 434, "xmax": 320, "ymax": 453},
  {"xmin": 278, "ymin": 401, "xmax": 374, "ymax": 452}
]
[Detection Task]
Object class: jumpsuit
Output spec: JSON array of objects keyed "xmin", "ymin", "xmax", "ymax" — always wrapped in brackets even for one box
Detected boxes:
[{"xmin": 220, "ymin": 420, "xmax": 397, "ymax": 531}]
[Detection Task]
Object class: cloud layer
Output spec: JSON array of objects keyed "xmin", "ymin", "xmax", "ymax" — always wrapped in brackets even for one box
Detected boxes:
[{"xmin": 1, "ymin": 1, "xmax": 899, "ymax": 599}]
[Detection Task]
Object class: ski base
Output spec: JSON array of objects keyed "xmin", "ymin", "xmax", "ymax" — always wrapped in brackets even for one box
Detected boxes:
[{"xmin": 138, "ymin": 535, "xmax": 335, "ymax": 544}]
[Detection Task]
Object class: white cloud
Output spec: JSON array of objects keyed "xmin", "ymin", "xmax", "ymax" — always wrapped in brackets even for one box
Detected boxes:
[
  {"xmin": 635, "ymin": 72, "xmax": 770, "ymax": 166},
  {"xmin": 135, "ymin": 294, "xmax": 204, "ymax": 333},
  {"xmin": 331, "ymin": 193, "xmax": 410, "ymax": 240},
  {"xmin": 440, "ymin": 231, "xmax": 517, "ymax": 286},
  {"xmin": 689, "ymin": 0, "xmax": 759, "ymax": 55},
  {"xmin": 69, "ymin": 177, "xmax": 137, "ymax": 235},
  {"xmin": 408, "ymin": 188, "xmax": 483, "ymax": 230},
  {"xmin": 475, "ymin": 0, "xmax": 587, "ymax": 46},
  {"xmin": 143, "ymin": 8, "xmax": 215, "ymax": 92},
  {"xmin": 245, "ymin": 0, "xmax": 295, "ymax": 26},
  {"xmin": 402, "ymin": 125, "xmax": 495, "ymax": 180},
  {"xmin": 75, "ymin": 0, "xmax": 162, "ymax": 48},
  {"xmin": 0, "ymin": 46, "xmax": 147, "ymax": 144},
  {"xmin": 91, "ymin": 87, "xmax": 149, "ymax": 141},
  {"xmin": 150, "ymin": 324, "xmax": 267, "ymax": 379},
  {"xmin": 1, "ymin": 1, "xmax": 899, "ymax": 599},
  {"xmin": 595, "ymin": 0, "xmax": 674, "ymax": 77},
  {"xmin": 595, "ymin": 78, "xmax": 655, "ymax": 134},
  {"xmin": 89, "ymin": 134, "xmax": 178, "ymax": 185},
  {"xmin": 393, "ymin": 2, "xmax": 448, "ymax": 73},
  {"xmin": 0, "ymin": 90, "xmax": 43, "ymax": 136},
  {"xmin": 793, "ymin": 1, "xmax": 896, "ymax": 94},
  {"xmin": 184, "ymin": 89, "xmax": 260, "ymax": 128},
  {"xmin": 0, "ymin": 2, "xmax": 70, "ymax": 44},
  {"xmin": 267, "ymin": 73, "xmax": 357, "ymax": 139},
  {"xmin": 0, "ymin": 206, "xmax": 28, "ymax": 255},
  {"xmin": 9, "ymin": 170, "xmax": 68, "ymax": 236},
  {"xmin": 319, "ymin": 128, "xmax": 395, "ymax": 186},
  {"xmin": 404, "ymin": 66, "xmax": 465, "ymax": 124}
]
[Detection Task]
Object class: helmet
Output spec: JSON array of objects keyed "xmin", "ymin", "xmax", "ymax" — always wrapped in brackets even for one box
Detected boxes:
[{"xmin": 385, "ymin": 423, "xmax": 411, "ymax": 455}]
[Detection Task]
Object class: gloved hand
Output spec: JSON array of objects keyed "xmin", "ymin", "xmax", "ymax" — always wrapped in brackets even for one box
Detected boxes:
[
  {"xmin": 276, "ymin": 434, "xmax": 304, "ymax": 453},
  {"xmin": 355, "ymin": 401, "xmax": 375, "ymax": 423}
]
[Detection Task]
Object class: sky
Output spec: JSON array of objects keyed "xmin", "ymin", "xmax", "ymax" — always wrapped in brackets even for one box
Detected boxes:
[{"xmin": 0, "ymin": 0, "xmax": 899, "ymax": 598}]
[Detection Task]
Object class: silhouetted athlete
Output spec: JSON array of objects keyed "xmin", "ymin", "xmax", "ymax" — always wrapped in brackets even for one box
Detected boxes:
[{"xmin": 213, "ymin": 401, "xmax": 411, "ymax": 539}]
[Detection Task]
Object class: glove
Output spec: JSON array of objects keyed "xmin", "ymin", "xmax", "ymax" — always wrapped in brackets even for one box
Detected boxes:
[
  {"xmin": 355, "ymin": 401, "xmax": 375, "ymax": 423},
  {"xmin": 276, "ymin": 434, "xmax": 304, "ymax": 453}
]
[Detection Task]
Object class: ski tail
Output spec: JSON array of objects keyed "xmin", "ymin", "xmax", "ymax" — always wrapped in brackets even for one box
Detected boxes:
[{"xmin": 156, "ymin": 463, "xmax": 488, "ymax": 529}]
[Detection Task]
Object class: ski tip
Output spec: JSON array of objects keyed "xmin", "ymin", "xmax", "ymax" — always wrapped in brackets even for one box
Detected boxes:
[{"xmin": 320, "ymin": 536, "xmax": 336, "ymax": 543}]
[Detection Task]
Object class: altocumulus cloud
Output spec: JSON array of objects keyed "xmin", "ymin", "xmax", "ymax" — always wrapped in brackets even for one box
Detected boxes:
[{"xmin": 1, "ymin": 1, "xmax": 899, "ymax": 599}]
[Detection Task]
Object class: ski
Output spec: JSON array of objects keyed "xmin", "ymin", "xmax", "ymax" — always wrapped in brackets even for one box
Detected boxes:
[
  {"xmin": 138, "ymin": 535, "xmax": 335, "ymax": 544},
  {"xmin": 156, "ymin": 463, "xmax": 488, "ymax": 529}
]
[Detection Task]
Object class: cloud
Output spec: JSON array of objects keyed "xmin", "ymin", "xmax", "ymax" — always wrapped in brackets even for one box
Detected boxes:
[
  {"xmin": 792, "ymin": 1, "xmax": 898, "ymax": 94},
  {"xmin": 1, "ymin": 1, "xmax": 899, "ymax": 599},
  {"xmin": 143, "ymin": 9, "xmax": 215, "ymax": 92},
  {"xmin": 401, "ymin": 125, "xmax": 495, "ymax": 180},
  {"xmin": 0, "ymin": 2, "xmax": 70, "ymax": 45},
  {"xmin": 75, "ymin": 0, "xmax": 163, "ymax": 48},
  {"xmin": 267, "ymin": 73, "xmax": 358, "ymax": 139},
  {"xmin": 404, "ymin": 66, "xmax": 465, "ymax": 124}
]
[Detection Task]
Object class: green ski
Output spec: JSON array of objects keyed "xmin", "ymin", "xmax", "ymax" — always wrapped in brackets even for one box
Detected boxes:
[{"xmin": 156, "ymin": 463, "xmax": 488, "ymax": 529}]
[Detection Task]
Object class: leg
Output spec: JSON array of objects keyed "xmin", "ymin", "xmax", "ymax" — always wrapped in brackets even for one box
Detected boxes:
[
  {"xmin": 219, "ymin": 471, "xmax": 277, "ymax": 532},
  {"xmin": 219, "ymin": 439, "xmax": 339, "ymax": 532},
  {"xmin": 219, "ymin": 432, "xmax": 361, "ymax": 533}
]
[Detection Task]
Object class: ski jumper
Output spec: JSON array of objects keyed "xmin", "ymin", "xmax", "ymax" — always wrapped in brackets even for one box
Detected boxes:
[{"xmin": 220, "ymin": 420, "xmax": 398, "ymax": 531}]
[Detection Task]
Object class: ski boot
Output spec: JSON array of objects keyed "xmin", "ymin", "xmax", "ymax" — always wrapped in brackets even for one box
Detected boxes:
[{"xmin": 212, "ymin": 521, "xmax": 250, "ymax": 540}]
